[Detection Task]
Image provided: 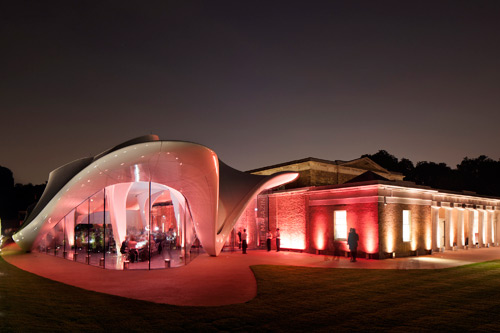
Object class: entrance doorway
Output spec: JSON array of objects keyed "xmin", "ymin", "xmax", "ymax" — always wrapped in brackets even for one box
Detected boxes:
[{"xmin": 438, "ymin": 218, "xmax": 446, "ymax": 249}]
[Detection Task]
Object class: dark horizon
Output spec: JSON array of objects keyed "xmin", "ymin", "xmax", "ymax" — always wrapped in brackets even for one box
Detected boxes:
[{"xmin": 2, "ymin": 1, "xmax": 499, "ymax": 184}]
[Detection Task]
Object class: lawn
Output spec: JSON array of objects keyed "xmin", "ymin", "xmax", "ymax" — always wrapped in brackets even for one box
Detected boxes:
[{"xmin": 2, "ymin": 255, "xmax": 500, "ymax": 332}]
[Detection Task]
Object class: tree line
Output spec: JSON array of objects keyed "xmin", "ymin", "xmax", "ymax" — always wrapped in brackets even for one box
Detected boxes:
[
  {"xmin": 0, "ymin": 166, "xmax": 45, "ymax": 232},
  {"xmin": 362, "ymin": 150, "xmax": 500, "ymax": 197}
]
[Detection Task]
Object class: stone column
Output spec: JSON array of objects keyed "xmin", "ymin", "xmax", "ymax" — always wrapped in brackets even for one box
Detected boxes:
[
  {"xmin": 445, "ymin": 208, "xmax": 453, "ymax": 250},
  {"xmin": 467, "ymin": 210, "xmax": 475, "ymax": 246},
  {"xmin": 478, "ymin": 210, "xmax": 485, "ymax": 247},
  {"xmin": 456, "ymin": 208, "xmax": 465, "ymax": 248},
  {"xmin": 486, "ymin": 210, "xmax": 494, "ymax": 245},
  {"xmin": 431, "ymin": 207, "xmax": 439, "ymax": 251},
  {"xmin": 495, "ymin": 211, "xmax": 500, "ymax": 245}
]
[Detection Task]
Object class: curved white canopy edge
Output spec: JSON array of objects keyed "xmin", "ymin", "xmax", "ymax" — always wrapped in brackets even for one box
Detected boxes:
[{"xmin": 13, "ymin": 140, "xmax": 298, "ymax": 256}]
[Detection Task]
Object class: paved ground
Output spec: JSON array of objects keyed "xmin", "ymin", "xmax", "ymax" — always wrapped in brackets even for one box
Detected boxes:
[{"xmin": 3, "ymin": 244, "xmax": 500, "ymax": 306}]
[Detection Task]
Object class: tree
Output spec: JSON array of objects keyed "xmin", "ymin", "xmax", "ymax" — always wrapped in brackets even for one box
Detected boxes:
[
  {"xmin": 0, "ymin": 165, "xmax": 15, "ymax": 220},
  {"xmin": 456, "ymin": 156, "xmax": 500, "ymax": 196},
  {"xmin": 362, "ymin": 150, "xmax": 399, "ymax": 172},
  {"xmin": 362, "ymin": 150, "xmax": 415, "ymax": 180},
  {"xmin": 413, "ymin": 161, "xmax": 461, "ymax": 191}
]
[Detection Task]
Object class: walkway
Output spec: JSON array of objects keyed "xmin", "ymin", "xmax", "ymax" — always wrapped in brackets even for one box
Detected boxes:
[{"xmin": 3, "ymin": 244, "xmax": 500, "ymax": 306}]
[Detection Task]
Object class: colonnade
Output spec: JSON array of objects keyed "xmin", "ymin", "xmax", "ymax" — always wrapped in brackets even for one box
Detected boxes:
[{"xmin": 431, "ymin": 205, "xmax": 499, "ymax": 251}]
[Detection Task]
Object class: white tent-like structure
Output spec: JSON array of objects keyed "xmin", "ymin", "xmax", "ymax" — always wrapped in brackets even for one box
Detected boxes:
[{"xmin": 13, "ymin": 136, "xmax": 298, "ymax": 259}]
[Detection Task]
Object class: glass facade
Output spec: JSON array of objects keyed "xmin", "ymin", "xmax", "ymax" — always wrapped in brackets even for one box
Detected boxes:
[{"xmin": 35, "ymin": 182, "xmax": 201, "ymax": 270}]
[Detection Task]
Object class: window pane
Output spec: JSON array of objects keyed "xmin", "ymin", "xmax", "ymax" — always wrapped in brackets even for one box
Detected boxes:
[
  {"xmin": 89, "ymin": 190, "xmax": 105, "ymax": 267},
  {"xmin": 403, "ymin": 210, "xmax": 411, "ymax": 242},
  {"xmin": 74, "ymin": 199, "xmax": 89, "ymax": 264},
  {"xmin": 334, "ymin": 210, "xmax": 347, "ymax": 240}
]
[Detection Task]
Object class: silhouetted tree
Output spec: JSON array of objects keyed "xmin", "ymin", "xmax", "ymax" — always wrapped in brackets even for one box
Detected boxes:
[
  {"xmin": 362, "ymin": 150, "xmax": 415, "ymax": 180},
  {"xmin": 0, "ymin": 166, "xmax": 16, "ymax": 220},
  {"xmin": 397, "ymin": 158, "xmax": 415, "ymax": 181},
  {"xmin": 360, "ymin": 151, "xmax": 500, "ymax": 196},
  {"xmin": 413, "ymin": 161, "xmax": 461, "ymax": 191},
  {"xmin": 362, "ymin": 150, "xmax": 399, "ymax": 172},
  {"xmin": 456, "ymin": 156, "xmax": 500, "ymax": 196},
  {"xmin": 13, "ymin": 182, "xmax": 46, "ymax": 220}
]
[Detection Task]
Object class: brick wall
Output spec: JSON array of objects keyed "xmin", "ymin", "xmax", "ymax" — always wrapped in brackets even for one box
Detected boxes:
[
  {"xmin": 309, "ymin": 202, "xmax": 379, "ymax": 256},
  {"xmin": 378, "ymin": 203, "xmax": 431, "ymax": 257},
  {"xmin": 269, "ymin": 194, "xmax": 308, "ymax": 250}
]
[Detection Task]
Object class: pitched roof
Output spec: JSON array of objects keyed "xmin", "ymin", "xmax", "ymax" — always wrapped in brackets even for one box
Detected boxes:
[
  {"xmin": 247, "ymin": 156, "xmax": 401, "ymax": 176},
  {"xmin": 344, "ymin": 170, "xmax": 390, "ymax": 183}
]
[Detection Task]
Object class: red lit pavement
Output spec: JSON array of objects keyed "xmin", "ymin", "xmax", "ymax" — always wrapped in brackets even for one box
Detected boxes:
[{"xmin": 3, "ymin": 244, "xmax": 500, "ymax": 306}]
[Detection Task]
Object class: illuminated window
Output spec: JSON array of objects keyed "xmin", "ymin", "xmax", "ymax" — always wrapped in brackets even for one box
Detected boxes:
[
  {"xmin": 403, "ymin": 210, "xmax": 411, "ymax": 242},
  {"xmin": 334, "ymin": 210, "xmax": 347, "ymax": 240}
]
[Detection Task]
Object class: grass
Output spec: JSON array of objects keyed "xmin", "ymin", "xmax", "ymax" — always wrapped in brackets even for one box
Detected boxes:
[{"xmin": 2, "ymin": 256, "xmax": 500, "ymax": 332}]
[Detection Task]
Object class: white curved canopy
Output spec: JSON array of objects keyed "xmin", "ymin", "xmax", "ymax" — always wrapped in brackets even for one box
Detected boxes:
[{"xmin": 13, "ymin": 139, "xmax": 298, "ymax": 256}]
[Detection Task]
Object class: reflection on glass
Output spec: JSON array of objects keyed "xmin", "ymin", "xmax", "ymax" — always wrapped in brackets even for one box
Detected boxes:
[
  {"xmin": 54, "ymin": 220, "xmax": 64, "ymax": 258},
  {"xmin": 74, "ymin": 199, "xmax": 89, "ymax": 264},
  {"xmin": 64, "ymin": 210, "xmax": 76, "ymax": 260},
  {"xmin": 45, "ymin": 228, "xmax": 56, "ymax": 255},
  {"xmin": 88, "ymin": 190, "xmax": 105, "ymax": 267},
  {"xmin": 35, "ymin": 181, "xmax": 202, "ymax": 270}
]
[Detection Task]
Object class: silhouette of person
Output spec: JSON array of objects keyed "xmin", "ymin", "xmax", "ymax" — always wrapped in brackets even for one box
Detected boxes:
[
  {"xmin": 347, "ymin": 228, "xmax": 359, "ymax": 262},
  {"xmin": 241, "ymin": 228, "xmax": 248, "ymax": 254},
  {"xmin": 275, "ymin": 228, "xmax": 281, "ymax": 252},
  {"xmin": 266, "ymin": 229, "xmax": 273, "ymax": 251}
]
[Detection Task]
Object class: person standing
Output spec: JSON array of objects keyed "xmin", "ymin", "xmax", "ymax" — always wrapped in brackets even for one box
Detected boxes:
[
  {"xmin": 347, "ymin": 228, "xmax": 359, "ymax": 262},
  {"xmin": 266, "ymin": 229, "xmax": 273, "ymax": 251},
  {"xmin": 128, "ymin": 235, "xmax": 138, "ymax": 263},
  {"xmin": 275, "ymin": 228, "xmax": 281, "ymax": 252},
  {"xmin": 241, "ymin": 228, "xmax": 248, "ymax": 254}
]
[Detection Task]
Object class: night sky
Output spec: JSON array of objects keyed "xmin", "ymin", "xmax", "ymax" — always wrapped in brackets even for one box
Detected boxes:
[{"xmin": 1, "ymin": 1, "xmax": 500, "ymax": 184}]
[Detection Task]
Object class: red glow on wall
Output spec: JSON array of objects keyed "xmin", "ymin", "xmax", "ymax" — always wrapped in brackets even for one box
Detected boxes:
[
  {"xmin": 311, "ymin": 206, "xmax": 329, "ymax": 250},
  {"xmin": 309, "ymin": 201, "xmax": 379, "ymax": 254},
  {"xmin": 281, "ymin": 232, "xmax": 306, "ymax": 250},
  {"xmin": 349, "ymin": 202, "xmax": 379, "ymax": 254},
  {"xmin": 271, "ymin": 194, "xmax": 307, "ymax": 250},
  {"xmin": 315, "ymin": 232, "xmax": 326, "ymax": 250},
  {"xmin": 363, "ymin": 228, "xmax": 377, "ymax": 253}
]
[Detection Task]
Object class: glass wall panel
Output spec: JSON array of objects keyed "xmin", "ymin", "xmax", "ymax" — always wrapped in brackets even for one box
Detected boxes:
[
  {"xmin": 125, "ymin": 184, "xmax": 150, "ymax": 270},
  {"xmin": 38, "ymin": 181, "xmax": 203, "ymax": 270},
  {"xmin": 63, "ymin": 209, "xmax": 76, "ymax": 261},
  {"xmin": 74, "ymin": 199, "xmax": 89, "ymax": 264},
  {"xmin": 54, "ymin": 219, "xmax": 65, "ymax": 258},
  {"xmin": 149, "ymin": 187, "xmax": 189, "ymax": 269},
  {"xmin": 186, "ymin": 207, "xmax": 201, "ymax": 264},
  {"xmin": 37, "ymin": 233, "xmax": 47, "ymax": 253},
  {"xmin": 88, "ymin": 190, "xmax": 105, "ymax": 267},
  {"xmin": 45, "ymin": 227, "xmax": 56, "ymax": 255},
  {"xmin": 103, "ymin": 190, "xmax": 119, "ymax": 269}
]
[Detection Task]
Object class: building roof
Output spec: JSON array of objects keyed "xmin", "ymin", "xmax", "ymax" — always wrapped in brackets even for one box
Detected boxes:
[
  {"xmin": 247, "ymin": 157, "xmax": 343, "ymax": 173},
  {"xmin": 344, "ymin": 171, "xmax": 390, "ymax": 183},
  {"xmin": 247, "ymin": 156, "xmax": 403, "ymax": 177}
]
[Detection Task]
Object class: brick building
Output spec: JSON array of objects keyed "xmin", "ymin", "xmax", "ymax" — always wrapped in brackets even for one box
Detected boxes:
[{"xmin": 233, "ymin": 157, "xmax": 500, "ymax": 259}]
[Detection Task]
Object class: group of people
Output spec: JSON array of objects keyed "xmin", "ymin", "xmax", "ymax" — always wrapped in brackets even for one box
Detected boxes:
[
  {"xmin": 237, "ymin": 227, "xmax": 281, "ymax": 254},
  {"xmin": 120, "ymin": 235, "xmax": 139, "ymax": 262},
  {"xmin": 266, "ymin": 228, "xmax": 280, "ymax": 252},
  {"xmin": 237, "ymin": 227, "xmax": 359, "ymax": 261}
]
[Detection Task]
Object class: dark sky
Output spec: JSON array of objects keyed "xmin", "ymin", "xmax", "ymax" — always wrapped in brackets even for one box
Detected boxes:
[{"xmin": 1, "ymin": 1, "xmax": 500, "ymax": 184}]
